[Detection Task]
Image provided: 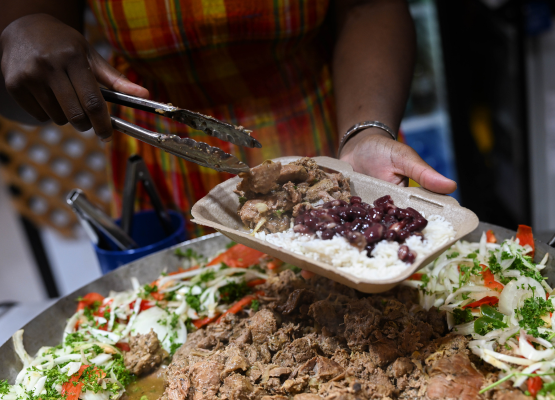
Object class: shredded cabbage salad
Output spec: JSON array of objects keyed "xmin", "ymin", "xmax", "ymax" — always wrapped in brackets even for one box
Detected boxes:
[
  {"xmin": 403, "ymin": 226, "xmax": 555, "ymax": 397},
  {"xmin": 0, "ymin": 243, "xmax": 281, "ymax": 400}
]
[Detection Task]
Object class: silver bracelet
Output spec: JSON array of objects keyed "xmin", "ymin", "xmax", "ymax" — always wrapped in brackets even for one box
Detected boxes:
[{"xmin": 337, "ymin": 121, "xmax": 397, "ymax": 157}]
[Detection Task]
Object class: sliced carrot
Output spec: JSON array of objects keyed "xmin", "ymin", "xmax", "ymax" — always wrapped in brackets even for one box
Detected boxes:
[
  {"xmin": 516, "ymin": 225, "xmax": 535, "ymax": 258},
  {"xmin": 408, "ymin": 273, "xmax": 424, "ymax": 281},
  {"xmin": 486, "ymin": 230, "xmax": 497, "ymax": 243},
  {"xmin": 77, "ymin": 293, "xmax": 105, "ymax": 312},
  {"xmin": 267, "ymin": 259, "xmax": 284, "ymax": 270},
  {"xmin": 207, "ymin": 244, "xmax": 265, "ymax": 268},
  {"xmin": 247, "ymin": 279, "xmax": 266, "ymax": 287},
  {"xmin": 480, "ymin": 264, "xmax": 504, "ymax": 292},
  {"xmin": 192, "ymin": 315, "xmax": 220, "ymax": 329},
  {"xmin": 301, "ymin": 270, "xmax": 315, "ymax": 280},
  {"xmin": 151, "ymin": 292, "xmax": 165, "ymax": 301},
  {"xmin": 61, "ymin": 365, "xmax": 105, "ymax": 400},
  {"xmin": 462, "ymin": 296, "xmax": 499, "ymax": 309},
  {"xmin": 217, "ymin": 294, "xmax": 257, "ymax": 323}
]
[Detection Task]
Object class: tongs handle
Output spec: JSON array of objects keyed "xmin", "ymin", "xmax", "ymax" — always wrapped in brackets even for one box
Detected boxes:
[
  {"xmin": 100, "ymin": 87, "xmax": 176, "ymax": 116},
  {"xmin": 66, "ymin": 189, "xmax": 138, "ymax": 250},
  {"xmin": 121, "ymin": 155, "xmax": 174, "ymax": 236}
]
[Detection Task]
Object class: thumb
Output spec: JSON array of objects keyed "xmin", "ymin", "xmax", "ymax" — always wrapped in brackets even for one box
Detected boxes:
[
  {"xmin": 89, "ymin": 49, "xmax": 149, "ymax": 98},
  {"xmin": 396, "ymin": 145, "xmax": 457, "ymax": 194}
]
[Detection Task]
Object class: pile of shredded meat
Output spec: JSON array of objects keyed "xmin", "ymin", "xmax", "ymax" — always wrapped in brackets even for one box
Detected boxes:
[
  {"xmin": 235, "ymin": 158, "xmax": 351, "ymax": 234},
  {"xmin": 157, "ymin": 271, "xmax": 529, "ymax": 400}
]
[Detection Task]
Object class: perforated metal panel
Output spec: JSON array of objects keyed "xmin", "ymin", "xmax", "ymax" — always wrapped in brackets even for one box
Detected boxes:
[{"xmin": 0, "ymin": 117, "xmax": 111, "ymax": 237}]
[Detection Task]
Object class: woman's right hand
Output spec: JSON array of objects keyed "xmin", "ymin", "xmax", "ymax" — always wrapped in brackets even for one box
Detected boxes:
[{"xmin": 0, "ymin": 13, "xmax": 149, "ymax": 141}]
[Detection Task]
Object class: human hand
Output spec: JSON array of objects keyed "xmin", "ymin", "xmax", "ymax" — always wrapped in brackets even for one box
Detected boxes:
[
  {"xmin": 0, "ymin": 13, "xmax": 149, "ymax": 141},
  {"xmin": 339, "ymin": 129, "xmax": 457, "ymax": 194}
]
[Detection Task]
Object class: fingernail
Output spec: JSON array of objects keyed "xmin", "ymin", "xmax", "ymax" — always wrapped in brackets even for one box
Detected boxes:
[{"xmin": 101, "ymin": 136, "xmax": 112, "ymax": 143}]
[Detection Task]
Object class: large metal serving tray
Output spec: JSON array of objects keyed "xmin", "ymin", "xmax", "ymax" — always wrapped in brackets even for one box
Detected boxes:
[{"xmin": 2, "ymin": 223, "xmax": 555, "ymax": 382}]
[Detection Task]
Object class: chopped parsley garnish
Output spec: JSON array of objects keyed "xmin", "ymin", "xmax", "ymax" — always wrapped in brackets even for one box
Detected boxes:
[
  {"xmin": 226, "ymin": 241, "xmax": 237, "ymax": 249},
  {"xmin": 170, "ymin": 313, "xmax": 180, "ymax": 329},
  {"xmin": 219, "ymin": 281, "xmax": 250, "ymax": 303},
  {"xmin": 459, "ymin": 261, "xmax": 482, "ymax": 288},
  {"xmin": 274, "ymin": 209, "xmax": 285, "ymax": 218},
  {"xmin": 515, "ymin": 286, "xmax": 554, "ymax": 338},
  {"xmin": 185, "ymin": 293, "xmax": 202, "ymax": 312},
  {"xmin": 198, "ymin": 270, "xmax": 216, "ymax": 283},
  {"xmin": 0, "ymin": 380, "xmax": 10, "ymax": 398},
  {"xmin": 251, "ymin": 299, "xmax": 260, "ymax": 311},
  {"xmin": 65, "ymin": 332, "xmax": 86, "ymax": 346},
  {"xmin": 447, "ymin": 252, "xmax": 460, "ymax": 259},
  {"xmin": 142, "ymin": 284, "xmax": 158, "ymax": 295},
  {"xmin": 466, "ymin": 253, "xmax": 477, "ymax": 259},
  {"xmin": 164, "ymin": 291, "xmax": 177, "ymax": 301},
  {"xmin": 453, "ymin": 308, "xmax": 474, "ymax": 325},
  {"xmin": 239, "ymin": 196, "xmax": 247, "ymax": 204}
]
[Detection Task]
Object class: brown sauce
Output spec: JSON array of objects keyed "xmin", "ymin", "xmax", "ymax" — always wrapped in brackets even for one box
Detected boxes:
[{"xmin": 126, "ymin": 367, "xmax": 166, "ymax": 400}]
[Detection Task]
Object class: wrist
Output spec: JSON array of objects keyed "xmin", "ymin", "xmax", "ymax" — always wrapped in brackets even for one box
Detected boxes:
[{"xmin": 338, "ymin": 127, "xmax": 392, "ymax": 160}]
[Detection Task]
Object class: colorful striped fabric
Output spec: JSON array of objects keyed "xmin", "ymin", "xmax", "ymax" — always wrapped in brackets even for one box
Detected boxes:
[{"xmin": 88, "ymin": 0, "xmax": 338, "ymax": 238}]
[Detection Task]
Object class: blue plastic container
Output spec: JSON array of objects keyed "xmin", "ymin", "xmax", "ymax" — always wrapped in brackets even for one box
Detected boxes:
[{"xmin": 94, "ymin": 209, "xmax": 186, "ymax": 274}]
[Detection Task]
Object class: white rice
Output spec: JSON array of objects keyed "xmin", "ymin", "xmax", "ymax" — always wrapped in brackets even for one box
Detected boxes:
[{"xmin": 255, "ymin": 214, "xmax": 456, "ymax": 280}]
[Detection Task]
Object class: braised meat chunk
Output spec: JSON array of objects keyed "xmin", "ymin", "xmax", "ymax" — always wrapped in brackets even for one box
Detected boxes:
[
  {"xmin": 124, "ymin": 329, "xmax": 167, "ymax": 375},
  {"xmin": 236, "ymin": 157, "xmax": 351, "ymax": 234}
]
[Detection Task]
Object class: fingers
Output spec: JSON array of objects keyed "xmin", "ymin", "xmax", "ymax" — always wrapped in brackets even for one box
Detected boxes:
[
  {"xmin": 5, "ymin": 85, "xmax": 50, "ymax": 122},
  {"xmin": 66, "ymin": 58, "xmax": 113, "ymax": 141},
  {"xmin": 394, "ymin": 143, "xmax": 457, "ymax": 194},
  {"xmin": 89, "ymin": 48, "xmax": 149, "ymax": 98},
  {"xmin": 30, "ymin": 86, "xmax": 69, "ymax": 126}
]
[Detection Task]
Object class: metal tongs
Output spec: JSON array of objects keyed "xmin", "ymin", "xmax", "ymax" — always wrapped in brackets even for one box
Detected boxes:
[
  {"xmin": 101, "ymin": 88, "xmax": 261, "ymax": 174},
  {"xmin": 66, "ymin": 189, "xmax": 138, "ymax": 250}
]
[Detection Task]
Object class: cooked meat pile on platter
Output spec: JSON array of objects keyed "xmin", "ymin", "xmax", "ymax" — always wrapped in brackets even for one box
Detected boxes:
[
  {"xmin": 235, "ymin": 158, "xmax": 351, "ymax": 234},
  {"xmin": 154, "ymin": 270, "xmax": 526, "ymax": 400}
]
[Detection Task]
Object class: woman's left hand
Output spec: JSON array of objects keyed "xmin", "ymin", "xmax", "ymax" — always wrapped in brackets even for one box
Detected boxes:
[{"xmin": 339, "ymin": 129, "xmax": 457, "ymax": 195}]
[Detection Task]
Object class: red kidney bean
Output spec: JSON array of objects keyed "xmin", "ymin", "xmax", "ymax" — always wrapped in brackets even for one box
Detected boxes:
[
  {"xmin": 294, "ymin": 224, "xmax": 312, "ymax": 234},
  {"xmin": 304, "ymin": 217, "xmax": 319, "ymax": 230},
  {"xmin": 406, "ymin": 207, "xmax": 423, "ymax": 219},
  {"xmin": 364, "ymin": 224, "xmax": 384, "ymax": 243},
  {"xmin": 397, "ymin": 229, "xmax": 410, "ymax": 241},
  {"xmin": 321, "ymin": 229, "xmax": 336, "ymax": 240},
  {"xmin": 382, "ymin": 214, "xmax": 397, "ymax": 227},
  {"xmin": 331, "ymin": 214, "xmax": 341, "ymax": 224},
  {"xmin": 350, "ymin": 196, "xmax": 362, "ymax": 205},
  {"xmin": 326, "ymin": 222, "xmax": 337, "ymax": 230},
  {"xmin": 388, "ymin": 219, "xmax": 408, "ymax": 233},
  {"xmin": 385, "ymin": 230, "xmax": 397, "ymax": 241},
  {"xmin": 368, "ymin": 207, "xmax": 384, "ymax": 222},
  {"xmin": 364, "ymin": 244, "xmax": 376, "ymax": 258},
  {"xmin": 295, "ymin": 215, "xmax": 305, "ymax": 225},
  {"xmin": 398, "ymin": 245, "xmax": 416, "ymax": 263},
  {"xmin": 407, "ymin": 217, "xmax": 428, "ymax": 232},
  {"xmin": 347, "ymin": 206, "xmax": 367, "ymax": 219},
  {"xmin": 315, "ymin": 222, "xmax": 327, "ymax": 231},
  {"xmin": 334, "ymin": 225, "xmax": 348, "ymax": 236},
  {"xmin": 351, "ymin": 218, "xmax": 369, "ymax": 232},
  {"xmin": 345, "ymin": 231, "xmax": 367, "ymax": 248},
  {"xmin": 319, "ymin": 214, "xmax": 334, "ymax": 223},
  {"xmin": 374, "ymin": 195, "xmax": 392, "ymax": 207},
  {"xmin": 398, "ymin": 209, "xmax": 412, "ymax": 220}
]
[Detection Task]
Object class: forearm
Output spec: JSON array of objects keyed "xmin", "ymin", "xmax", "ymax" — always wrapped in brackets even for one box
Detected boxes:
[
  {"xmin": 333, "ymin": 0, "xmax": 416, "ymax": 138},
  {"xmin": 0, "ymin": 0, "xmax": 85, "ymax": 34}
]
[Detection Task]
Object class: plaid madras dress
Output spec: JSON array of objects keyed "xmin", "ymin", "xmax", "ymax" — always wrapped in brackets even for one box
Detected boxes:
[{"xmin": 88, "ymin": 0, "xmax": 338, "ymax": 238}]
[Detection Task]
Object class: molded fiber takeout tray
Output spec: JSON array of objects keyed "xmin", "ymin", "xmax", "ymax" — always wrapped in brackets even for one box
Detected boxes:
[{"xmin": 191, "ymin": 156, "xmax": 479, "ymax": 293}]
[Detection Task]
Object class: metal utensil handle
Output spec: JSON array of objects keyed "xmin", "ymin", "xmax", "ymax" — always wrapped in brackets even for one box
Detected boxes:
[
  {"xmin": 121, "ymin": 155, "xmax": 174, "ymax": 236},
  {"xmin": 100, "ymin": 87, "xmax": 176, "ymax": 115},
  {"xmin": 67, "ymin": 189, "xmax": 138, "ymax": 250}
]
